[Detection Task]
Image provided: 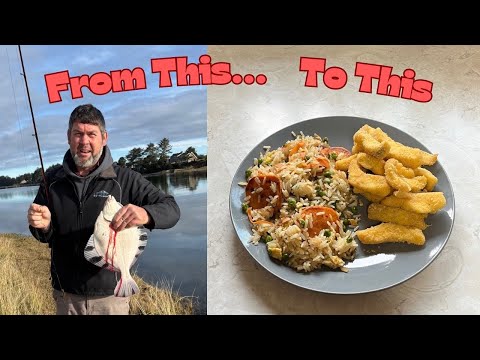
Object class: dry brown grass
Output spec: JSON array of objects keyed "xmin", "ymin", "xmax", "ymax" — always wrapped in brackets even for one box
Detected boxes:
[
  {"xmin": 0, "ymin": 233, "xmax": 194, "ymax": 315},
  {"xmin": 130, "ymin": 276, "xmax": 195, "ymax": 315}
]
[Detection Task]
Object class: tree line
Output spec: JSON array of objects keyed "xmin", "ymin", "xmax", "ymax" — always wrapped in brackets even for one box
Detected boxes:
[{"xmin": 0, "ymin": 138, "xmax": 206, "ymax": 187}]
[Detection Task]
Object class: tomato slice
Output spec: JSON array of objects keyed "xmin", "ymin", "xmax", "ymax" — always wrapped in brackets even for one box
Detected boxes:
[
  {"xmin": 300, "ymin": 206, "xmax": 339, "ymax": 237},
  {"xmin": 245, "ymin": 175, "xmax": 282, "ymax": 210},
  {"xmin": 321, "ymin": 146, "xmax": 351, "ymax": 159}
]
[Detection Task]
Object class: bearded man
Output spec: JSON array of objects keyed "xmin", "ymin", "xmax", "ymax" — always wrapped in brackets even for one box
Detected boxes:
[{"xmin": 27, "ymin": 104, "xmax": 180, "ymax": 315}]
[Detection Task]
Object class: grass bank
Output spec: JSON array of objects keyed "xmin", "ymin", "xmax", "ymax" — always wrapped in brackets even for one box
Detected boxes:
[{"xmin": 0, "ymin": 233, "xmax": 195, "ymax": 315}]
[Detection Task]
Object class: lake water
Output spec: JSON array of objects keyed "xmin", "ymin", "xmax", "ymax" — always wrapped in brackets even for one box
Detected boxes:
[{"xmin": 0, "ymin": 169, "xmax": 207, "ymax": 315}]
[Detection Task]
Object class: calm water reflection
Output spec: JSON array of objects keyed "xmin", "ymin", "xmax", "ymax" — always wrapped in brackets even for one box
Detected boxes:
[{"xmin": 0, "ymin": 169, "xmax": 207, "ymax": 314}]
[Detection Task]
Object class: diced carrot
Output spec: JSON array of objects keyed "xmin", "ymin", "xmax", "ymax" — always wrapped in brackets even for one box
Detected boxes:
[
  {"xmin": 300, "ymin": 206, "xmax": 339, "ymax": 237},
  {"xmin": 254, "ymin": 220, "xmax": 275, "ymax": 226},
  {"xmin": 316, "ymin": 156, "xmax": 331, "ymax": 169},
  {"xmin": 306, "ymin": 156, "xmax": 331, "ymax": 170},
  {"xmin": 288, "ymin": 141, "xmax": 305, "ymax": 158},
  {"xmin": 245, "ymin": 175, "xmax": 283, "ymax": 210},
  {"xmin": 247, "ymin": 207, "xmax": 254, "ymax": 223}
]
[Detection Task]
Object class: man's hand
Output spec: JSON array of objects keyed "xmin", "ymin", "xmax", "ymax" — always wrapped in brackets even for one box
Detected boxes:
[
  {"xmin": 28, "ymin": 203, "xmax": 51, "ymax": 231},
  {"xmin": 111, "ymin": 204, "xmax": 151, "ymax": 232}
]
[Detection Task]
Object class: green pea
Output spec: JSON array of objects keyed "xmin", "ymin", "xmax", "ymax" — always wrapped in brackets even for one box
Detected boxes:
[
  {"xmin": 317, "ymin": 190, "xmax": 326, "ymax": 197},
  {"xmin": 245, "ymin": 169, "xmax": 252, "ymax": 179},
  {"xmin": 324, "ymin": 230, "xmax": 331, "ymax": 237},
  {"xmin": 330, "ymin": 152, "xmax": 337, "ymax": 160},
  {"xmin": 346, "ymin": 237, "xmax": 352, "ymax": 243},
  {"xmin": 242, "ymin": 203, "xmax": 248, "ymax": 213},
  {"xmin": 323, "ymin": 178, "xmax": 332, "ymax": 184},
  {"xmin": 265, "ymin": 235, "xmax": 273, "ymax": 243},
  {"xmin": 282, "ymin": 253, "xmax": 290, "ymax": 262},
  {"xmin": 343, "ymin": 219, "xmax": 350, "ymax": 226},
  {"xmin": 288, "ymin": 198, "xmax": 296, "ymax": 210},
  {"xmin": 257, "ymin": 158, "xmax": 263, "ymax": 165},
  {"xmin": 299, "ymin": 219, "xmax": 306, "ymax": 227},
  {"xmin": 350, "ymin": 206, "xmax": 358, "ymax": 214},
  {"xmin": 323, "ymin": 170, "xmax": 332, "ymax": 178}
]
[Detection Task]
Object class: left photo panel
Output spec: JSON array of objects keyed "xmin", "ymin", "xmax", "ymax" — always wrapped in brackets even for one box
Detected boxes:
[{"xmin": 0, "ymin": 45, "xmax": 207, "ymax": 315}]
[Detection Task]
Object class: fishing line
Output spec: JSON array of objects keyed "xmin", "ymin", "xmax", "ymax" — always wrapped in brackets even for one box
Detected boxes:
[
  {"xmin": 5, "ymin": 46, "xmax": 29, "ymax": 173},
  {"xmin": 17, "ymin": 46, "xmax": 65, "ymax": 300},
  {"xmin": 17, "ymin": 45, "xmax": 49, "ymax": 204}
]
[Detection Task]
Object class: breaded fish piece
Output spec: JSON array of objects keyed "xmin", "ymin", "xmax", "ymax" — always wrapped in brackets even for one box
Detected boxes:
[
  {"xmin": 386, "ymin": 141, "xmax": 438, "ymax": 169},
  {"xmin": 335, "ymin": 154, "xmax": 357, "ymax": 172},
  {"xmin": 381, "ymin": 192, "xmax": 446, "ymax": 214},
  {"xmin": 357, "ymin": 152, "xmax": 386, "ymax": 175},
  {"xmin": 368, "ymin": 203, "xmax": 428, "ymax": 230},
  {"xmin": 361, "ymin": 125, "xmax": 438, "ymax": 169},
  {"xmin": 414, "ymin": 167, "xmax": 438, "ymax": 191},
  {"xmin": 384, "ymin": 158, "xmax": 427, "ymax": 192},
  {"xmin": 352, "ymin": 142, "xmax": 363, "ymax": 154},
  {"xmin": 356, "ymin": 222, "xmax": 425, "ymax": 245},
  {"xmin": 348, "ymin": 159, "xmax": 392, "ymax": 198},
  {"xmin": 387, "ymin": 158, "xmax": 415, "ymax": 178},
  {"xmin": 369, "ymin": 126, "xmax": 390, "ymax": 142},
  {"xmin": 393, "ymin": 190, "xmax": 413, "ymax": 199},
  {"xmin": 353, "ymin": 187, "xmax": 386, "ymax": 203},
  {"xmin": 353, "ymin": 129, "xmax": 390, "ymax": 159}
]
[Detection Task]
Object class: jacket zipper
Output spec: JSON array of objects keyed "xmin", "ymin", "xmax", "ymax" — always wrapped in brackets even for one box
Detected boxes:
[
  {"xmin": 67, "ymin": 178, "xmax": 83, "ymax": 225},
  {"xmin": 84, "ymin": 177, "xmax": 99, "ymax": 203},
  {"xmin": 67, "ymin": 177, "xmax": 100, "ymax": 222}
]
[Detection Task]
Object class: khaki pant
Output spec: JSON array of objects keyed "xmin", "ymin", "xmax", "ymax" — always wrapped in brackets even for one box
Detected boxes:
[{"xmin": 53, "ymin": 289, "xmax": 130, "ymax": 315}]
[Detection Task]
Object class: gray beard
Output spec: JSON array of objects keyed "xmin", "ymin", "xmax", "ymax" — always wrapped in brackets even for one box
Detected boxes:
[{"xmin": 72, "ymin": 147, "xmax": 103, "ymax": 169}]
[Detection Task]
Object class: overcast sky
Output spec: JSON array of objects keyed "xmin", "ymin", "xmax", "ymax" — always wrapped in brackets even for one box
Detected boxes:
[{"xmin": 0, "ymin": 45, "xmax": 207, "ymax": 178}]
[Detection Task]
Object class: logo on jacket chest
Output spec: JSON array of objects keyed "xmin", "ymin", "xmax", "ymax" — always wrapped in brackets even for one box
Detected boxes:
[{"xmin": 93, "ymin": 190, "xmax": 110, "ymax": 198}]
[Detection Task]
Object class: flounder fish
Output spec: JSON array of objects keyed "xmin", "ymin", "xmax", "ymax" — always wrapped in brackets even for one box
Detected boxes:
[{"xmin": 84, "ymin": 195, "xmax": 148, "ymax": 297}]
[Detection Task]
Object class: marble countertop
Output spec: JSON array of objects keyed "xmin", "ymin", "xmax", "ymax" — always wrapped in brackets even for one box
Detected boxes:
[{"xmin": 207, "ymin": 45, "xmax": 480, "ymax": 314}]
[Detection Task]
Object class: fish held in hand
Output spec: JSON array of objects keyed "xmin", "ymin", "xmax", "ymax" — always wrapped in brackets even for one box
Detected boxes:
[{"xmin": 84, "ymin": 195, "xmax": 148, "ymax": 297}]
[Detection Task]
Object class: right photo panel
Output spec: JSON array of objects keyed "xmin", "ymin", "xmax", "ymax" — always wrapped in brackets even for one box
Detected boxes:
[{"xmin": 207, "ymin": 45, "xmax": 478, "ymax": 314}]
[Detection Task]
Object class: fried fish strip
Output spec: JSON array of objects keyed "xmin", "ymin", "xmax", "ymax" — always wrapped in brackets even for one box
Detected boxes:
[
  {"xmin": 353, "ymin": 187, "xmax": 386, "ymax": 203},
  {"xmin": 356, "ymin": 222, "xmax": 425, "ymax": 245},
  {"xmin": 353, "ymin": 127, "xmax": 390, "ymax": 159},
  {"xmin": 335, "ymin": 154, "xmax": 357, "ymax": 172},
  {"xmin": 386, "ymin": 141, "xmax": 438, "ymax": 169},
  {"xmin": 367, "ymin": 203, "xmax": 428, "ymax": 230},
  {"xmin": 384, "ymin": 158, "xmax": 427, "ymax": 192},
  {"xmin": 360, "ymin": 125, "xmax": 438, "ymax": 169},
  {"xmin": 414, "ymin": 167, "xmax": 438, "ymax": 191},
  {"xmin": 357, "ymin": 152, "xmax": 386, "ymax": 175},
  {"xmin": 381, "ymin": 192, "xmax": 446, "ymax": 214},
  {"xmin": 348, "ymin": 159, "xmax": 392, "ymax": 198}
]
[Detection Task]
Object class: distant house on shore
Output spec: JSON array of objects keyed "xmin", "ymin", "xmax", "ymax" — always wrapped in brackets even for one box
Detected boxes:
[
  {"xmin": 169, "ymin": 151, "xmax": 198, "ymax": 164},
  {"xmin": 20, "ymin": 179, "xmax": 27, "ymax": 185}
]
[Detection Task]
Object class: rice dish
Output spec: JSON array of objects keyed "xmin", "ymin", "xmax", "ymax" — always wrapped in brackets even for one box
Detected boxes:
[{"xmin": 239, "ymin": 132, "xmax": 361, "ymax": 272}]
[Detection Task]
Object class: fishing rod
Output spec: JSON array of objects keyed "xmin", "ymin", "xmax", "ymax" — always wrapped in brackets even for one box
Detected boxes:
[{"xmin": 18, "ymin": 45, "xmax": 49, "ymax": 204}]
